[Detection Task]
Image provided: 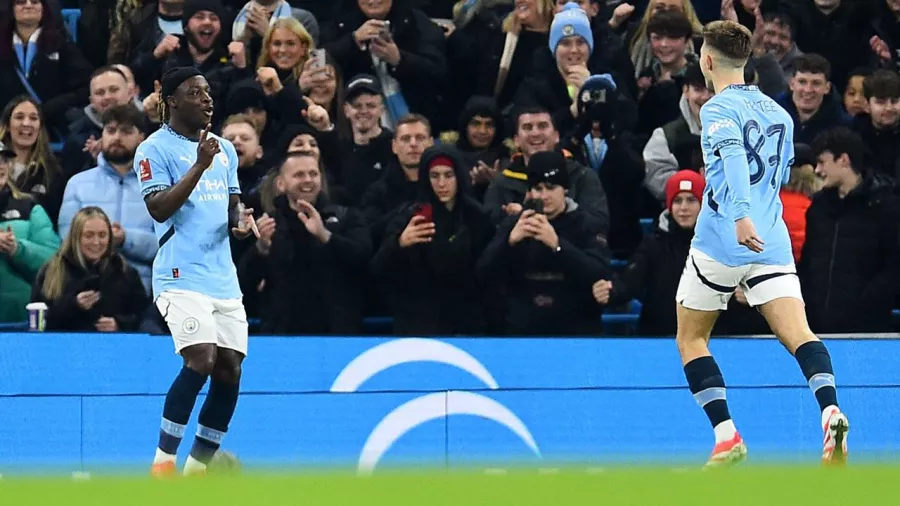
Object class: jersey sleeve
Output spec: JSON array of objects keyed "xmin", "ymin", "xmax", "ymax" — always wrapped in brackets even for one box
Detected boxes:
[
  {"xmin": 701, "ymin": 104, "xmax": 752, "ymax": 220},
  {"xmin": 222, "ymin": 138, "xmax": 241, "ymax": 195},
  {"xmin": 134, "ymin": 141, "xmax": 174, "ymax": 197}
]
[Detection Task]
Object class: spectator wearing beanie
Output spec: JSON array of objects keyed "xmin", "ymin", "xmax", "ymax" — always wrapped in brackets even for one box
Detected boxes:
[
  {"xmin": 372, "ymin": 145, "xmax": 495, "ymax": 336},
  {"xmin": 438, "ymin": 95, "xmax": 510, "ymax": 203},
  {"xmin": 515, "ymin": 2, "xmax": 597, "ymax": 137},
  {"xmin": 559, "ymin": 73, "xmax": 645, "ymax": 258},
  {"xmin": 478, "ymin": 150, "xmax": 611, "ymax": 336},
  {"xmin": 592, "ymin": 170, "xmax": 709, "ymax": 335}
]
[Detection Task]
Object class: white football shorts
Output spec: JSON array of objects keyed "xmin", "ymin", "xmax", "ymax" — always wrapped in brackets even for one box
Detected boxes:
[
  {"xmin": 155, "ymin": 289, "xmax": 248, "ymax": 356},
  {"xmin": 676, "ymin": 248, "xmax": 804, "ymax": 311}
]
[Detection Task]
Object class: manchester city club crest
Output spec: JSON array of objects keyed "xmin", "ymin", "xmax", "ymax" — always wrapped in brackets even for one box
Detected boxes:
[{"xmin": 563, "ymin": 24, "xmax": 575, "ymax": 36}]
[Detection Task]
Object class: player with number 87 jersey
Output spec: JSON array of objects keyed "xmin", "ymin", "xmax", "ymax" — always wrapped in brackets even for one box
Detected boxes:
[{"xmin": 693, "ymin": 85, "xmax": 795, "ymax": 268}]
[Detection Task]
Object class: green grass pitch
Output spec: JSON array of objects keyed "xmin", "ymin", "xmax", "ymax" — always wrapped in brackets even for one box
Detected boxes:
[{"xmin": 1, "ymin": 466, "xmax": 898, "ymax": 505}]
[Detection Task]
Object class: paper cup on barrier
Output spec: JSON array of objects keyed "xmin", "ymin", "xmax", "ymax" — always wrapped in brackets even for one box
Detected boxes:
[{"xmin": 26, "ymin": 302, "xmax": 48, "ymax": 332}]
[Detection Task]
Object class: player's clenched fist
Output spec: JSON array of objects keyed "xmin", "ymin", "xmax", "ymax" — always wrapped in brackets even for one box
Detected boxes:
[
  {"xmin": 592, "ymin": 279, "xmax": 612, "ymax": 305},
  {"xmin": 196, "ymin": 124, "xmax": 220, "ymax": 169}
]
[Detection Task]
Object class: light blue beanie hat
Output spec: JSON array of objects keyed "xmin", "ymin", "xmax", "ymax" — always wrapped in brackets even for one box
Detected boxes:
[{"xmin": 549, "ymin": 2, "xmax": 594, "ymax": 55}]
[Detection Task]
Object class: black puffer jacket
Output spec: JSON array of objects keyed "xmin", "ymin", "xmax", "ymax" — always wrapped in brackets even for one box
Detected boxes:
[
  {"xmin": 477, "ymin": 201, "xmax": 611, "ymax": 336},
  {"xmin": 371, "ymin": 144, "xmax": 495, "ymax": 335},
  {"xmin": 238, "ymin": 194, "xmax": 372, "ymax": 335},
  {"xmin": 31, "ymin": 253, "xmax": 149, "ymax": 332},
  {"xmin": 799, "ymin": 174, "xmax": 900, "ymax": 333},
  {"xmin": 852, "ymin": 115, "xmax": 900, "ymax": 184}
]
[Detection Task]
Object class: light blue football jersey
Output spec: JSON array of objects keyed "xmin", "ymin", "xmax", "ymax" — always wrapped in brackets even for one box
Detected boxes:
[
  {"xmin": 694, "ymin": 84, "xmax": 795, "ymax": 267},
  {"xmin": 134, "ymin": 124, "xmax": 242, "ymax": 300}
]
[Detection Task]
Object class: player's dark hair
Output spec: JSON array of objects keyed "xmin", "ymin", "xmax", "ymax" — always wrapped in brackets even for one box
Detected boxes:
[
  {"xmin": 647, "ymin": 10, "xmax": 693, "ymax": 41},
  {"xmin": 395, "ymin": 113, "xmax": 432, "ymax": 136},
  {"xmin": 101, "ymin": 104, "xmax": 149, "ymax": 135},
  {"xmin": 793, "ymin": 54, "xmax": 831, "ymax": 80},
  {"xmin": 863, "ymin": 69, "xmax": 900, "ymax": 100},
  {"xmin": 702, "ymin": 20, "xmax": 753, "ymax": 64},
  {"xmin": 761, "ymin": 11, "xmax": 797, "ymax": 40},
  {"xmin": 90, "ymin": 65, "xmax": 128, "ymax": 84},
  {"xmin": 513, "ymin": 105, "xmax": 556, "ymax": 133},
  {"xmin": 811, "ymin": 127, "xmax": 869, "ymax": 174},
  {"xmin": 158, "ymin": 99, "xmax": 170, "ymax": 125}
]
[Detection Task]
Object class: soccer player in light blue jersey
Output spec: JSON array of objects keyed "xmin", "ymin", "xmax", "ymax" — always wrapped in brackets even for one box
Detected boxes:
[
  {"xmin": 135, "ymin": 67, "xmax": 257, "ymax": 477},
  {"xmin": 674, "ymin": 21, "xmax": 849, "ymax": 468}
]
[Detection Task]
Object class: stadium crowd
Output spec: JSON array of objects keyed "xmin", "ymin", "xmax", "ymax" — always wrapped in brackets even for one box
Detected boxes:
[{"xmin": 0, "ymin": 0, "xmax": 899, "ymax": 336}]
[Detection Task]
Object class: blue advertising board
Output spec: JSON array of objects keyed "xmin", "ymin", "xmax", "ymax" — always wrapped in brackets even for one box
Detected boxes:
[{"xmin": 0, "ymin": 334, "xmax": 897, "ymax": 473}]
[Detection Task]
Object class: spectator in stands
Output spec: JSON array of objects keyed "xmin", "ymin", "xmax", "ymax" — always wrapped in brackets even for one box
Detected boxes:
[
  {"xmin": 516, "ymin": 3, "xmax": 638, "ymax": 138},
  {"xmin": 871, "ymin": 0, "xmax": 900, "ymax": 74},
  {"xmin": 477, "ymin": 150, "xmax": 610, "ymax": 335},
  {"xmin": 0, "ymin": 140, "xmax": 59, "ymax": 323},
  {"xmin": 372, "ymin": 144, "xmax": 494, "ymax": 335},
  {"xmin": 221, "ymin": 113, "xmax": 265, "ymax": 199},
  {"xmin": 255, "ymin": 18, "xmax": 313, "ymax": 88},
  {"xmin": 58, "ymin": 105, "xmax": 156, "ymax": 294},
  {"xmin": 777, "ymin": 54, "xmax": 852, "ymax": 145},
  {"xmin": 551, "ymin": 0, "xmax": 637, "ymax": 99},
  {"xmin": 32, "ymin": 206, "xmax": 149, "ymax": 332},
  {"xmin": 591, "ymin": 170, "xmax": 703, "ymax": 335},
  {"xmin": 643, "ymin": 62, "xmax": 708, "ymax": 202},
  {"xmin": 323, "ymin": 0, "xmax": 448, "ymax": 129},
  {"xmin": 62, "ymin": 66, "xmax": 140, "ymax": 178},
  {"xmin": 438, "ymin": 95, "xmax": 509, "ymax": 202},
  {"xmin": 0, "ymin": 0, "xmax": 92, "ymax": 135},
  {"xmin": 156, "ymin": 0, "xmax": 251, "ymax": 127},
  {"xmin": 756, "ymin": 11, "xmax": 802, "ymax": 81},
  {"xmin": 238, "ymin": 152, "xmax": 370, "ymax": 334},
  {"xmin": 224, "ymin": 79, "xmax": 280, "ymax": 155},
  {"xmin": 361, "ymin": 113, "xmax": 434, "ymax": 244},
  {"xmin": 107, "ymin": 0, "xmax": 177, "ymax": 65},
  {"xmin": 560, "ymin": 74, "xmax": 644, "ymax": 258},
  {"xmin": 0, "ymin": 96, "xmax": 66, "ymax": 227},
  {"xmin": 636, "ymin": 10, "xmax": 697, "ymax": 136},
  {"xmin": 779, "ymin": 143, "xmax": 820, "ymax": 264},
  {"xmin": 483, "ymin": 107, "xmax": 608, "ymax": 231},
  {"xmin": 843, "ymin": 67, "xmax": 873, "ymax": 117},
  {"xmin": 446, "ymin": 0, "xmax": 553, "ymax": 119},
  {"xmin": 114, "ymin": 64, "xmax": 141, "ymax": 99},
  {"xmin": 801, "ymin": 127, "xmax": 900, "ymax": 333},
  {"xmin": 328, "ymin": 75, "xmax": 394, "ymax": 207},
  {"xmin": 232, "ymin": 0, "xmax": 319, "ymax": 68},
  {"xmin": 620, "ymin": 0, "xmax": 702, "ymax": 79},
  {"xmin": 853, "ymin": 69, "xmax": 900, "ymax": 181},
  {"xmin": 298, "ymin": 49, "xmax": 348, "ymax": 137},
  {"xmin": 126, "ymin": 0, "xmax": 187, "ymax": 93},
  {"xmin": 78, "ymin": 0, "xmax": 143, "ymax": 67}
]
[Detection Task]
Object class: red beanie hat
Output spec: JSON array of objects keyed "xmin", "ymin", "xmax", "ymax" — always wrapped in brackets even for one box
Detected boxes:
[{"xmin": 665, "ymin": 170, "xmax": 706, "ymax": 210}]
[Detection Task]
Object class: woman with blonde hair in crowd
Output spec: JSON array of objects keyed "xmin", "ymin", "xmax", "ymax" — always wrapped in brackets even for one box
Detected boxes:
[
  {"xmin": 0, "ymin": 95, "xmax": 67, "ymax": 227},
  {"xmin": 0, "ymin": 140, "xmax": 59, "ymax": 323},
  {"xmin": 622, "ymin": 0, "xmax": 703, "ymax": 77},
  {"xmin": 257, "ymin": 18, "xmax": 314, "ymax": 85},
  {"xmin": 31, "ymin": 206, "xmax": 148, "ymax": 332}
]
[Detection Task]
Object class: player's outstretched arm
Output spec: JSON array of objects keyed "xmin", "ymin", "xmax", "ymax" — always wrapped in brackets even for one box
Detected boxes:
[{"xmin": 144, "ymin": 126, "xmax": 219, "ymax": 223}]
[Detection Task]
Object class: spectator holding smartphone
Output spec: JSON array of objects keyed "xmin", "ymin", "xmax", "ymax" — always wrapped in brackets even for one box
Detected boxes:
[
  {"xmin": 477, "ymin": 150, "xmax": 611, "ymax": 336},
  {"xmin": 31, "ymin": 207, "xmax": 148, "ymax": 332},
  {"xmin": 372, "ymin": 145, "xmax": 494, "ymax": 336}
]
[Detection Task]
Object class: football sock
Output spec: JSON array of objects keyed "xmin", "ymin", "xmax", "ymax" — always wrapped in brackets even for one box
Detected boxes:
[
  {"xmin": 157, "ymin": 367, "xmax": 208, "ymax": 459},
  {"xmin": 794, "ymin": 341, "xmax": 839, "ymax": 414},
  {"xmin": 684, "ymin": 356, "xmax": 735, "ymax": 442},
  {"xmin": 189, "ymin": 380, "xmax": 240, "ymax": 465}
]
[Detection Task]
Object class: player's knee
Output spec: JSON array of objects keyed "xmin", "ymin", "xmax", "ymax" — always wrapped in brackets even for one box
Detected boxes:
[
  {"xmin": 184, "ymin": 347, "xmax": 217, "ymax": 377},
  {"xmin": 212, "ymin": 360, "xmax": 242, "ymax": 384}
]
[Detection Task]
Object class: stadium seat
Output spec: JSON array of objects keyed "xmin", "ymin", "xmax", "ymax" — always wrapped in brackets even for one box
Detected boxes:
[
  {"xmin": 61, "ymin": 9, "xmax": 81, "ymax": 42},
  {"xmin": 639, "ymin": 218, "xmax": 653, "ymax": 236}
]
